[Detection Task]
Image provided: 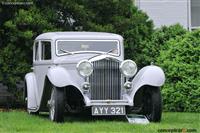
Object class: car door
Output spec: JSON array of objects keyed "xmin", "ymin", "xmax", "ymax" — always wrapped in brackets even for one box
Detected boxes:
[{"xmin": 33, "ymin": 40, "xmax": 52, "ymax": 105}]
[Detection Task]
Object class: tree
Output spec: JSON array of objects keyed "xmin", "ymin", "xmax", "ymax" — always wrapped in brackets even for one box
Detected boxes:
[{"xmin": 0, "ymin": 0, "xmax": 153, "ymax": 105}]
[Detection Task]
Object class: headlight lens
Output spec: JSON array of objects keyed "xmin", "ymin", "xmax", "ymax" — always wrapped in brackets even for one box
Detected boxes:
[
  {"xmin": 120, "ymin": 60, "xmax": 137, "ymax": 78},
  {"xmin": 77, "ymin": 60, "xmax": 93, "ymax": 77}
]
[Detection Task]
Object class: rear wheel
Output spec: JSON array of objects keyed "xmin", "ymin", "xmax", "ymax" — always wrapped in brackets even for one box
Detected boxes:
[
  {"xmin": 142, "ymin": 87, "xmax": 162, "ymax": 122},
  {"xmin": 49, "ymin": 86, "xmax": 64, "ymax": 122}
]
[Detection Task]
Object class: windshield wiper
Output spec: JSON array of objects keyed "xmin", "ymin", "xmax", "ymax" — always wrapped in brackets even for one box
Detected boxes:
[
  {"xmin": 59, "ymin": 48, "xmax": 116, "ymax": 56},
  {"xmin": 88, "ymin": 48, "xmax": 118, "ymax": 60},
  {"xmin": 59, "ymin": 49, "xmax": 73, "ymax": 55},
  {"xmin": 105, "ymin": 48, "xmax": 117, "ymax": 54}
]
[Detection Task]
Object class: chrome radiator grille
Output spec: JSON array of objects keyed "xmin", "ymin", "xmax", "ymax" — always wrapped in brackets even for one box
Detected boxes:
[{"xmin": 89, "ymin": 59, "xmax": 121, "ymax": 100}]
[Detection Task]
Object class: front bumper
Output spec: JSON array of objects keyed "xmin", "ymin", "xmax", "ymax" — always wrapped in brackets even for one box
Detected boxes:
[{"xmin": 84, "ymin": 94, "xmax": 133, "ymax": 106}]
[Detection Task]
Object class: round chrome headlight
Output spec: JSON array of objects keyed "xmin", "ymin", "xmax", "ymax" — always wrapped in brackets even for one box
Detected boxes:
[
  {"xmin": 120, "ymin": 60, "xmax": 137, "ymax": 78},
  {"xmin": 77, "ymin": 60, "xmax": 93, "ymax": 77}
]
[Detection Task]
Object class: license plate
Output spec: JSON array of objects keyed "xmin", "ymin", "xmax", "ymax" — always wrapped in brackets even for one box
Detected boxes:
[{"xmin": 92, "ymin": 105, "xmax": 126, "ymax": 115}]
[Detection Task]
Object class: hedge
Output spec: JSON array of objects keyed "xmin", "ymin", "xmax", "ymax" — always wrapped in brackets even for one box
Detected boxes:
[
  {"xmin": 156, "ymin": 30, "xmax": 200, "ymax": 112},
  {"xmin": 137, "ymin": 24, "xmax": 187, "ymax": 67}
]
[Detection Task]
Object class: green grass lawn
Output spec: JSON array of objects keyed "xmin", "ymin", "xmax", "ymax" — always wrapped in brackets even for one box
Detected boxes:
[{"xmin": 0, "ymin": 110, "xmax": 199, "ymax": 133}]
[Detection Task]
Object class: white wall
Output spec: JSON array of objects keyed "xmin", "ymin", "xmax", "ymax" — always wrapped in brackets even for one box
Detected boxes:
[{"xmin": 136, "ymin": 0, "xmax": 189, "ymax": 29}]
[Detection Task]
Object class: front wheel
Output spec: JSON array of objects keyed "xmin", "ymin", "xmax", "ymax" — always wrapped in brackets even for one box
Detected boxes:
[
  {"xmin": 142, "ymin": 87, "xmax": 162, "ymax": 122},
  {"xmin": 49, "ymin": 86, "xmax": 64, "ymax": 122}
]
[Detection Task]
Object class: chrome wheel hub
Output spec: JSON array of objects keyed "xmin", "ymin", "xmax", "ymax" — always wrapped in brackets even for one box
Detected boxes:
[{"xmin": 49, "ymin": 89, "xmax": 55, "ymax": 121}]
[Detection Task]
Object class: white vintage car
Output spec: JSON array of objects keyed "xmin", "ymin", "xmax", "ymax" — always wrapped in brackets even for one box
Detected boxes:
[{"xmin": 25, "ymin": 32, "xmax": 165, "ymax": 122}]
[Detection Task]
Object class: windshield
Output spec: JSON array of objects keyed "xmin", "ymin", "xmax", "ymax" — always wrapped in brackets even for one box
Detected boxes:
[{"xmin": 56, "ymin": 40, "xmax": 119, "ymax": 56}]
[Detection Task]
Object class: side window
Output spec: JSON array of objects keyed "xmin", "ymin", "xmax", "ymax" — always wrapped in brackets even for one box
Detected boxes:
[
  {"xmin": 41, "ymin": 41, "xmax": 51, "ymax": 60},
  {"xmin": 35, "ymin": 42, "xmax": 39, "ymax": 61}
]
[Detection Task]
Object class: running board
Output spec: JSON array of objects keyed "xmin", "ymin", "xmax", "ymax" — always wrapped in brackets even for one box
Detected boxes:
[{"xmin": 126, "ymin": 114, "xmax": 149, "ymax": 124}]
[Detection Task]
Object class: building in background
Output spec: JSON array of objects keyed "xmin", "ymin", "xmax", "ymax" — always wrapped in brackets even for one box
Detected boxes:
[{"xmin": 135, "ymin": 0, "xmax": 200, "ymax": 30}]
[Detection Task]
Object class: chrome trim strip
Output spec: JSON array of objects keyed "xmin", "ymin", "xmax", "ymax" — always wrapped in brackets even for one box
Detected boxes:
[{"xmin": 91, "ymin": 100, "xmax": 129, "ymax": 103}]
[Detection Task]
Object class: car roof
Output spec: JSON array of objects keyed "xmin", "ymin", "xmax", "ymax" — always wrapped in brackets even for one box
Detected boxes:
[{"xmin": 35, "ymin": 32, "xmax": 123, "ymax": 41}]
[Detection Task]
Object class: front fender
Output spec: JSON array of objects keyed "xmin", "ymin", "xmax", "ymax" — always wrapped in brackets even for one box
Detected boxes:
[
  {"xmin": 130, "ymin": 65, "xmax": 165, "ymax": 99},
  {"xmin": 47, "ymin": 66, "xmax": 81, "ymax": 88},
  {"xmin": 46, "ymin": 66, "xmax": 87, "ymax": 105}
]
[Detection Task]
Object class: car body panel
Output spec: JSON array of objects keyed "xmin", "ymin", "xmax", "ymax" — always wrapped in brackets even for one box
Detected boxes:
[
  {"xmin": 130, "ymin": 65, "xmax": 165, "ymax": 103},
  {"xmin": 25, "ymin": 72, "xmax": 39, "ymax": 111},
  {"xmin": 47, "ymin": 66, "xmax": 80, "ymax": 88}
]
